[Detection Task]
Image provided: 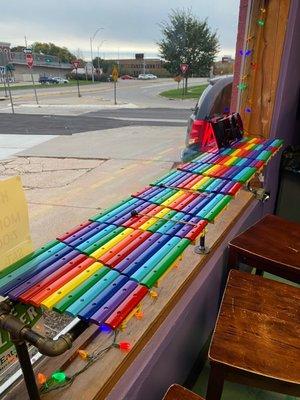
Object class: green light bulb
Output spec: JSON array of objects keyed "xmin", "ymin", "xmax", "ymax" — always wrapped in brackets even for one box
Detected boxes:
[
  {"xmin": 257, "ymin": 19, "xmax": 265, "ymax": 26},
  {"xmin": 52, "ymin": 371, "xmax": 66, "ymax": 383},
  {"xmin": 237, "ymin": 82, "xmax": 247, "ymax": 91}
]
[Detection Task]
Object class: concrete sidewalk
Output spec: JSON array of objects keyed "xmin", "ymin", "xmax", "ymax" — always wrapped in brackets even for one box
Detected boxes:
[
  {"xmin": 0, "ymin": 134, "xmax": 57, "ymax": 160},
  {"xmin": 17, "ymin": 125, "xmax": 183, "ymax": 162},
  {"xmin": 0, "ymin": 125, "xmax": 184, "ymax": 247}
]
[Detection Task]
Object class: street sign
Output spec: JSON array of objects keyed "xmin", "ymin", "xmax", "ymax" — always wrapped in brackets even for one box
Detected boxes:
[
  {"xmin": 112, "ymin": 66, "xmax": 119, "ymax": 82},
  {"xmin": 25, "ymin": 53, "xmax": 34, "ymax": 69},
  {"xmin": 174, "ymin": 75, "xmax": 182, "ymax": 83},
  {"xmin": 180, "ymin": 63, "xmax": 189, "ymax": 74},
  {"xmin": 72, "ymin": 60, "xmax": 80, "ymax": 69},
  {"xmin": 0, "ymin": 66, "xmax": 5, "ymax": 75}
]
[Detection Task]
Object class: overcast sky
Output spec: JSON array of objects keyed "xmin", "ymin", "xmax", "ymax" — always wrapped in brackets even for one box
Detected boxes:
[{"xmin": 1, "ymin": 0, "xmax": 240, "ymax": 60}]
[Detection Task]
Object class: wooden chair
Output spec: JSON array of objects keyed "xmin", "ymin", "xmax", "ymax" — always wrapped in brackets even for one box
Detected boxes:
[
  {"xmin": 163, "ymin": 384, "xmax": 205, "ymax": 400},
  {"xmin": 206, "ymin": 270, "xmax": 300, "ymax": 400},
  {"xmin": 228, "ymin": 214, "xmax": 300, "ymax": 283}
]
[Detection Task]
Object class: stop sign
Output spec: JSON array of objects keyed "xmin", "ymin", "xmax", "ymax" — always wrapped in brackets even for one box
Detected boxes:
[
  {"xmin": 180, "ymin": 63, "xmax": 189, "ymax": 74},
  {"xmin": 72, "ymin": 60, "xmax": 80, "ymax": 69},
  {"xmin": 26, "ymin": 53, "xmax": 34, "ymax": 69}
]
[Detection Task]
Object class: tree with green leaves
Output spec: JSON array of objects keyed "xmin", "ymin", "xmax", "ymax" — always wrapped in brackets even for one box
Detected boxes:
[
  {"xmin": 158, "ymin": 9, "xmax": 219, "ymax": 91},
  {"xmin": 31, "ymin": 42, "xmax": 76, "ymax": 63}
]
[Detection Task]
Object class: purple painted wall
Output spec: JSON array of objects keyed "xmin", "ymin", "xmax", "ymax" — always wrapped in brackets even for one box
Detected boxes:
[
  {"xmin": 108, "ymin": 201, "xmax": 264, "ymax": 400},
  {"xmin": 108, "ymin": 2, "xmax": 300, "ymax": 399}
]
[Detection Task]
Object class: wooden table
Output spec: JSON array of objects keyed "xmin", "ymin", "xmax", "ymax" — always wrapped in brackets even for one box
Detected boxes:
[
  {"xmin": 163, "ymin": 384, "xmax": 204, "ymax": 400},
  {"xmin": 206, "ymin": 270, "xmax": 300, "ymax": 400},
  {"xmin": 228, "ymin": 214, "xmax": 300, "ymax": 283}
]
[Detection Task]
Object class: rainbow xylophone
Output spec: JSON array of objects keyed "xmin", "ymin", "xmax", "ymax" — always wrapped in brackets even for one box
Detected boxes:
[{"xmin": 0, "ymin": 136, "xmax": 283, "ymax": 331}]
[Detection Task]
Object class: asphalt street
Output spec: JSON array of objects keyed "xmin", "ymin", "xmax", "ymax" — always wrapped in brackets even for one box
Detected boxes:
[{"xmin": 0, "ymin": 108, "xmax": 191, "ymax": 135}]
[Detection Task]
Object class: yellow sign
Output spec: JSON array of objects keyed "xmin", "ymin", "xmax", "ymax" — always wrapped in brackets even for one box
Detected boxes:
[
  {"xmin": 0, "ymin": 176, "xmax": 33, "ymax": 271},
  {"xmin": 112, "ymin": 66, "xmax": 119, "ymax": 82}
]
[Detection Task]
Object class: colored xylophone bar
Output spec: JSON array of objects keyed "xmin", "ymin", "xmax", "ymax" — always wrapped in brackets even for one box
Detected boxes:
[
  {"xmin": 0, "ymin": 136, "xmax": 283, "ymax": 332},
  {"xmin": 194, "ymin": 137, "xmax": 283, "ymax": 162}
]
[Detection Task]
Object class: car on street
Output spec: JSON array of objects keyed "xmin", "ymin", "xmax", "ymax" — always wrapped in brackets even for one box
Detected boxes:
[
  {"xmin": 138, "ymin": 73, "xmax": 158, "ymax": 80},
  {"xmin": 38, "ymin": 76, "xmax": 59, "ymax": 84},
  {"xmin": 120, "ymin": 75, "xmax": 134, "ymax": 80},
  {"xmin": 181, "ymin": 75, "xmax": 233, "ymax": 162},
  {"xmin": 52, "ymin": 77, "xmax": 69, "ymax": 84}
]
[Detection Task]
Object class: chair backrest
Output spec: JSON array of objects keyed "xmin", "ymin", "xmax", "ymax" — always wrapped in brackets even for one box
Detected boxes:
[
  {"xmin": 162, "ymin": 384, "xmax": 205, "ymax": 400},
  {"xmin": 0, "ymin": 176, "xmax": 33, "ymax": 273}
]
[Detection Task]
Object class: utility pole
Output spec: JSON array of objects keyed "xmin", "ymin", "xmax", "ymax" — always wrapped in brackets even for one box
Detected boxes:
[
  {"xmin": 90, "ymin": 27, "xmax": 103, "ymax": 83},
  {"xmin": 90, "ymin": 37, "xmax": 94, "ymax": 83}
]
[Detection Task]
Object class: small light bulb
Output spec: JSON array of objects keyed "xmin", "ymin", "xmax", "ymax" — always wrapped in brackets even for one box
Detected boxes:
[
  {"xmin": 52, "ymin": 371, "xmax": 67, "ymax": 383},
  {"xmin": 135, "ymin": 310, "xmax": 144, "ymax": 320},
  {"xmin": 37, "ymin": 373, "xmax": 47, "ymax": 385},
  {"xmin": 257, "ymin": 19, "xmax": 265, "ymax": 26},
  {"xmin": 78, "ymin": 350, "xmax": 89, "ymax": 360},
  {"xmin": 100, "ymin": 324, "xmax": 113, "ymax": 333},
  {"xmin": 118, "ymin": 342, "xmax": 132, "ymax": 351},
  {"xmin": 150, "ymin": 290, "xmax": 158, "ymax": 299}
]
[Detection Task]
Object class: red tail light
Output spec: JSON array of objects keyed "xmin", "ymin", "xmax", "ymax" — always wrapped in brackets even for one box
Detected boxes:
[{"xmin": 188, "ymin": 120, "xmax": 206, "ymax": 145}]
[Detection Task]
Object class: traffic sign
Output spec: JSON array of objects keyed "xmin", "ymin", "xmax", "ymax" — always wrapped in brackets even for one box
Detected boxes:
[
  {"xmin": 112, "ymin": 66, "xmax": 119, "ymax": 82},
  {"xmin": 0, "ymin": 66, "xmax": 5, "ymax": 75},
  {"xmin": 174, "ymin": 75, "xmax": 182, "ymax": 83},
  {"xmin": 180, "ymin": 63, "xmax": 189, "ymax": 74},
  {"xmin": 72, "ymin": 60, "xmax": 80, "ymax": 69},
  {"xmin": 25, "ymin": 53, "xmax": 34, "ymax": 69}
]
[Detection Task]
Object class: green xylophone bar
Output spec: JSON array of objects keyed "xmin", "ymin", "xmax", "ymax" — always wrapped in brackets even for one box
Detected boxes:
[
  {"xmin": 65, "ymin": 269, "xmax": 121, "ymax": 317},
  {"xmin": 232, "ymin": 167, "xmax": 257, "ymax": 183},
  {"xmin": 0, "ymin": 239, "xmax": 60, "ymax": 279},
  {"xmin": 53, "ymin": 266, "xmax": 111, "ymax": 313},
  {"xmin": 76, "ymin": 226, "xmax": 125, "ymax": 254},
  {"xmin": 202, "ymin": 195, "xmax": 232, "ymax": 222},
  {"xmin": 89, "ymin": 197, "xmax": 139, "ymax": 222},
  {"xmin": 140, "ymin": 238, "xmax": 190, "ymax": 288}
]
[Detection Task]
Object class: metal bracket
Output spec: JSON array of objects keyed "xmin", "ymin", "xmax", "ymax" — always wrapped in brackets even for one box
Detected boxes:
[
  {"xmin": 194, "ymin": 235, "xmax": 210, "ymax": 254},
  {"xmin": 246, "ymin": 182, "xmax": 270, "ymax": 202}
]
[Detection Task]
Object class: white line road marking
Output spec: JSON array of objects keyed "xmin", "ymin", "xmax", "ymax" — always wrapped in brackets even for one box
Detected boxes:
[{"xmin": 110, "ymin": 117, "xmax": 186, "ymax": 123}]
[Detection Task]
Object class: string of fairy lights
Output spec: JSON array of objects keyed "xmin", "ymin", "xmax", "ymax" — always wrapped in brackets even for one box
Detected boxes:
[
  {"xmin": 237, "ymin": 1, "xmax": 268, "ymax": 135},
  {"xmin": 37, "ymin": 330, "xmax": 132, "ymax": 394}
]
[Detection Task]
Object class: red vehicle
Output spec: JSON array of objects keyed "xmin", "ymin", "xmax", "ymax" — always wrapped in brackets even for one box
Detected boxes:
[{"xmin": 120, "ymin": 75, "xmax": 134, "ymax": 80}]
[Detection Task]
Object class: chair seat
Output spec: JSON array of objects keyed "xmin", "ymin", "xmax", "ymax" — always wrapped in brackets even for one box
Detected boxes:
[
  {"xmin": 228, "ymin": 214, "xmax": 300, "ymax": 282},
  {"xmin": 209, "ymin": 270, "xmax": 300, "ymax": 393},
  {"xmin": 163, "ymin": 384, "xmax": 205, "ymax": 400}
]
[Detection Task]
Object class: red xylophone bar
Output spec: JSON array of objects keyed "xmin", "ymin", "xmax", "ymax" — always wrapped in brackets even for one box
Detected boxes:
[{"xmin": 104, "ymin": 285, "xmax": 149, "ymax": 330}]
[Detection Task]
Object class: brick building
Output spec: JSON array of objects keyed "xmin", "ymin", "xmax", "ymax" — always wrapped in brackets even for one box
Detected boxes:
[{"xmin": 108, "ymin": 54, "xmax": 170, "ymax": 77}]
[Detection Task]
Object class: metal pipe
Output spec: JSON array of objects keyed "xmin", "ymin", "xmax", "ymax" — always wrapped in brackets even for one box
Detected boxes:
[
  {"xmin": 12, "ymin": 339, "xmax": 41, "ymax": 400},
  {"xmin": 0, "ymin": 302, "xmax": 88, "ymax": 356}
]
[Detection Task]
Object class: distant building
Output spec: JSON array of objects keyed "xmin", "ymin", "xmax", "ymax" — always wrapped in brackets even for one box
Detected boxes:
[
  {"xmin": 107, "ymin": 54, "xmax": 170, "ymax": 77},
  {"xmin": 221, "ymin": 55, "xmax": 234, "ymax": 63},
  {"xmin": 213, "ymin": 57, "xmax": 235, "ymax": 75},
  {"xmin": 0, "ymin": 42, "xmax": 72, "ymax": 82}
]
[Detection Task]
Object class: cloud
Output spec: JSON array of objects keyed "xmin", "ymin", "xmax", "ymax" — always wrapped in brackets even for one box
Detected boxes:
[{"xmin": 1, "ymin": 0, "xmax": 239, "ymax": 59}]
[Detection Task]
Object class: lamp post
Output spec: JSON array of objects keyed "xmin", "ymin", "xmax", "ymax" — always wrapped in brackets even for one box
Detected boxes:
[
  {"xmin": 90, "ymin": 27, "xmax": 103, "ymax": 83},
  {"xmin": 97, "ymin": 40, "xmax": 106, "ymax": 75}
]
